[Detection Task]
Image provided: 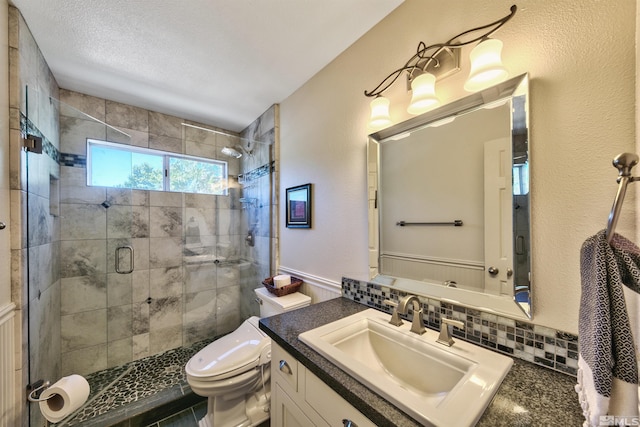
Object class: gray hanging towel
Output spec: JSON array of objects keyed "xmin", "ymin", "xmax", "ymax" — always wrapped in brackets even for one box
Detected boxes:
[{"xmin": 577, "ymin": 230, "xmax": 639, "ymax": 426}]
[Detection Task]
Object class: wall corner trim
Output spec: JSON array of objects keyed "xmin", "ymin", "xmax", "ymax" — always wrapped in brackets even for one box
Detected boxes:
[{"xmin": 0, "ymin": 303, "xmax": 16, "ymax": 323}]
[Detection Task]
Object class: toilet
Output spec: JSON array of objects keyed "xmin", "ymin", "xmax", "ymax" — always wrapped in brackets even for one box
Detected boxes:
[{"xmin": 186, "ymin": 287, "xmax": 311, "ymax": 427}]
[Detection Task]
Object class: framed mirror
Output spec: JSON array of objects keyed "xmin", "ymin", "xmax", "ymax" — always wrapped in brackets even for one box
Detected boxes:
[{"xmin": 368, "ymin": 73, "xmax": 531, "ymax": 319}]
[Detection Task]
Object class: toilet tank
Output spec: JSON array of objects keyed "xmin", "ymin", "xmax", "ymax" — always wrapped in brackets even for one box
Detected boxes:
[{"xmin": 254, "ymin": 287, "xmax": 311, "ymax": 317}]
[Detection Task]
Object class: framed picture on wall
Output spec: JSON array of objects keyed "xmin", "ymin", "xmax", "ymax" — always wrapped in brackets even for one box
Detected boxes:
[{"xmin": 286, "ymin": 183, "xmax": 312, "ymax": 228}]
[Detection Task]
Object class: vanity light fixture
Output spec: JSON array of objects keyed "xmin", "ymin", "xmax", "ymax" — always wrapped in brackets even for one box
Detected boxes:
[
  {"xmin": 365, "ymin": 5, "xmax": 517, "ymax": 128},
  {"xmin": 369, "ymin": 96, "xmax": 392, "ymax": 128},
  {"xmin": 407, "ymin": 72, "xmax": 440, "ymax": 115},
  {"xmin": 464, "ymin": 38, "xmax": 509, "ymax": 92}
]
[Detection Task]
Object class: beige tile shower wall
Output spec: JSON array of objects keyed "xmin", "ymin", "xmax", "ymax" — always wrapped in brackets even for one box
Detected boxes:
[
  {"xmin": 58, "ymin": 89, "xmax": 248, "ymax": 376},
  {"xmin": 238, "ymin": 105, "xmax": 277, "ymax": 319}
]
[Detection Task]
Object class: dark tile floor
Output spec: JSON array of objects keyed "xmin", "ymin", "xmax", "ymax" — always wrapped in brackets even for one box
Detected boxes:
[
  {"xmin": 145, "ymin": 401, "xmax": 270, "ymax": 427},
  {"xmin": 145, "ymin": 400, "xmax": 206, "ymax": 427}
]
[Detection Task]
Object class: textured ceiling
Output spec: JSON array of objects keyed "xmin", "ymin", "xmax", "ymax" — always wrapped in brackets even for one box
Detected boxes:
[{"xmin": 11, "ymin": 0, "xmax": 404, "ymax": 131}]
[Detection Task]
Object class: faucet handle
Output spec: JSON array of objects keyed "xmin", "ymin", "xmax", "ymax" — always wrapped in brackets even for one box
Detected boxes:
[
  {"xmin": 383, "ymin": 299, "xmax": 403, "ymax": 326},
  {"xmin": 410, "ymin": 309, "xmax": 426, "ymax": 335},
  {"xmin": 437, "ymin": 318, "xmax": 465, "ymax": 347}
]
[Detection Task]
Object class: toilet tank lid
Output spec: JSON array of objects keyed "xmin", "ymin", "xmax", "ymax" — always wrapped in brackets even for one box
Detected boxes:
[
  {"xmin": 254, "ymin": 287, "xmax": 312, "ymax": 310},
  {"xmin": 185, "ymin": 316, "xmax": 269, "ymax": 378}
]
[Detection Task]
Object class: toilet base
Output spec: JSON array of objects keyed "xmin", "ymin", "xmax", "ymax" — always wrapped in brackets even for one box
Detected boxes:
[{"xmin": 197, "ymin": 386, "xmax": 271, "ymax": 427}]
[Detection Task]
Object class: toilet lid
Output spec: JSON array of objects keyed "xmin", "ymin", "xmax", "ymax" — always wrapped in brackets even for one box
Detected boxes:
[
  {"xmin": 254, "ymin": 287, "xmax": 312, "ymax": 310},
  {"xmin": 186, "ymin": 317, "xmax": 269, "ymax": 379}
]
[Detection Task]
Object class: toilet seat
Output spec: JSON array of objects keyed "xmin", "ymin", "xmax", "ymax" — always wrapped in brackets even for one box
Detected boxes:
[
  {"xmin": 186, "ymin": 316, "xmax": 270, "ymax": 382},
  {"xmin": 187, "ymin": 363, "xmax": 269, "ymax": 396}
]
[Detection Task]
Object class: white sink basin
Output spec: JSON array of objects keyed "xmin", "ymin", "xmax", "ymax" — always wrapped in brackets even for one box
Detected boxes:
[{"xmin": 298, "ymin": 308, "xmax": 513, "ymax": 427}]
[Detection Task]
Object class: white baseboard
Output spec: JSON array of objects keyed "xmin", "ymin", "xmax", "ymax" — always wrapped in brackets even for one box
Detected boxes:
[{"xmin": 0, "ymin": 303, "xmax": 16, "ymax": 427}]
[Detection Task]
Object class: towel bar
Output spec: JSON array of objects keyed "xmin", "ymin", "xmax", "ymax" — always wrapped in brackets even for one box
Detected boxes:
[
  {"xmin": 605, "ymin": 153, "xmax": 639, "ymax": 243},
  {"xmin": 396, "ymin": 220, "xmax": 463, "ymax": 227}
]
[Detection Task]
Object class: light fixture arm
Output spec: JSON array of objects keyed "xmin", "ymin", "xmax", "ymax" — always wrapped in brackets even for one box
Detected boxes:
[{"xmin": 364, "ymin": 5, "xmax": 517, "ymax": 98}]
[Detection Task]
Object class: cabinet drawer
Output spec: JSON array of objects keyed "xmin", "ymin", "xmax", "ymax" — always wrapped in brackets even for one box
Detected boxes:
[
  {"xmin": 305, "ymin": 370, "xmax": 376, "ymax": 427},
  {"xmin": 272, "ymin": 343, "xmax": 299, "ymax": 392}
]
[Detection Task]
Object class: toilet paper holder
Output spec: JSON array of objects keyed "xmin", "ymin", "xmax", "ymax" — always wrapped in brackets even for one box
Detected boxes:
[{"xmin": 27, "ymin": 379, "xmax": 54, "ymax": 402}]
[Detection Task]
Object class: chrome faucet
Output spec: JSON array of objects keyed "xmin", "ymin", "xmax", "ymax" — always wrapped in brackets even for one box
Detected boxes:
[
  {"xmin": 397, "ymin": 295, "xmax": 426, "ymax": 335},
  {"xmin": 437, "ymin": 318, "xmax": 465, "ymax": 347}
]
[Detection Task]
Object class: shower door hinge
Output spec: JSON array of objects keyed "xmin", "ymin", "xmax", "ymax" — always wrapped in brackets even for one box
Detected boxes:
[{"xmin": 22, "ymin": 134, "xmax": 43, "ymax": 153}]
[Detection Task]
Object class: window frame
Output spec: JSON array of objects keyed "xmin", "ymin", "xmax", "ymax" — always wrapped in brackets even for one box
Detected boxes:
[{"xmin": 86, "ymin": 139, "xmax": 229, "ymax": 195}]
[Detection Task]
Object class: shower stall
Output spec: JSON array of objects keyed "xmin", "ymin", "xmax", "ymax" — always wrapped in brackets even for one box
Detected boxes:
[{"xmin": 11, "ymin": 8, "xmax": 277, "ymax": 425}]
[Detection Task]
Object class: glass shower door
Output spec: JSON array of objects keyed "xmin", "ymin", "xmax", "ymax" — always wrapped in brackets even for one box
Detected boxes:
[
  {"xmin": 25, "ymin": 87, "xmax": 134, "ymax": 426},
  {"xmin": 23, "ymin": 85, "xmax": 62, "ymax": 427}
]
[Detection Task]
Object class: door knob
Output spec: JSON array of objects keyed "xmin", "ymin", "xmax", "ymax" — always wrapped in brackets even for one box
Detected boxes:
[{"xmin": 487, "ymin": 266, "xmax": 499, "ymax": 276}]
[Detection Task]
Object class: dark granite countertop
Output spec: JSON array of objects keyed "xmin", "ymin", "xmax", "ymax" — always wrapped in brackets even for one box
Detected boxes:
[{"xmin": 259, "ymin": 297, "xmax": 584, "ymax": 427}]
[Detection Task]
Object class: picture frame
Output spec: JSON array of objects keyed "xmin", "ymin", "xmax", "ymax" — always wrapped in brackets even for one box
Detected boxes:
[{"xmin": 286, "ymin": 183, "xmax": 312, "ymax": 228}]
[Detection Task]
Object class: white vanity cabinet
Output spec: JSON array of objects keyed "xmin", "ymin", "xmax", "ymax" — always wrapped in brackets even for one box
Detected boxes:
[{"xmin": 271, "ymin": 342, "xmax": 377, "ymax": 427}]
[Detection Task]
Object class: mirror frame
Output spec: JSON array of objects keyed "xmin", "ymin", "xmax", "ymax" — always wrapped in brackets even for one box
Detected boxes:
[{"xmin": 367, "ymin": 73, "xmax": 531, "ymax": 319}]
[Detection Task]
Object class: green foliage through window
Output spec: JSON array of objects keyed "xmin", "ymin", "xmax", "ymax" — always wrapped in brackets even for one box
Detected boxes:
[
  {"xmin": 87, "ymin": 139, "xmax": 227, "ymax": 195},
  {"xmin": 169, "ymin": 157, "xmax": 226, "ymax": 194}
]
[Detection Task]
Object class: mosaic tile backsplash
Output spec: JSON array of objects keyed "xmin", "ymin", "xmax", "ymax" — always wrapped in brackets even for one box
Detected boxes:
[{"xmin": 342, "ymin": 277, "xmax": 579, "ymax": 376}]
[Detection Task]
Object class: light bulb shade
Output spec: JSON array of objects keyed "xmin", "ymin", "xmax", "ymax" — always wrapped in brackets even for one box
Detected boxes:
[
  {"xmin": 369, "ymin": 96, "xmax": 392, "ymax": 128},
  {"xmin": 464, "ymin": 38, "xmax": 509, "ymax": 92},
  {"xmin": 407, "ymin": 73, "xmax": 440, "ymax": 115}
]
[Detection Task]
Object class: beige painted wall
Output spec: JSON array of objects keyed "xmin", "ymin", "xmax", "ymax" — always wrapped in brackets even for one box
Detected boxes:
[{"xmin": 279, "ymin": 0, "xmax": 636, "ymax": 333}]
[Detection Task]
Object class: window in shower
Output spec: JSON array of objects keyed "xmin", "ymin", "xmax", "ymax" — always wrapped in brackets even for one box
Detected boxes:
[{"xmin": 87, "ymin": 139, "xmax": 228, "ymax": 195}]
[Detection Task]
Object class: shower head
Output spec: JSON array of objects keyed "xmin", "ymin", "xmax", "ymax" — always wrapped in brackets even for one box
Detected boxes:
[
  {"xmin": 221, "ymin": 146, "xmax": 243, "ymax": 158},
  {"xmin": 182, "ymin": 123, "xmax": 259, "ymax": 159},
  {"xmin": 221, "ymin": 142, "xmax": 256, "ymax": 158}
]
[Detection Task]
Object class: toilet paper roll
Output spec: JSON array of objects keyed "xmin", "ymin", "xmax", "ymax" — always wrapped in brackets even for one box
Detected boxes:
[
  {"xmin": 39, "ymin": 374, "xmax": 90, "ymax": 423},
  {"xmin": 273, "ymin": 274, "xmax": 292, "ymax": 288}
]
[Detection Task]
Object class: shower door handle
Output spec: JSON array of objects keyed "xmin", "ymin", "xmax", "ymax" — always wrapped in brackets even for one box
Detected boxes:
[{"xmin": 115, "ymin": 246, "xmax": 134, "ymax": 274}]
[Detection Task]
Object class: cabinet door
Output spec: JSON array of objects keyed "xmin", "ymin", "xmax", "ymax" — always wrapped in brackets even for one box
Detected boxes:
[
  {"xmin": 273, "ymin": 383, "xmax": 328, "ymax": 427},
  {"xmin": 305, "ymin": 370, "xmax": 377, "ymax": 427}
]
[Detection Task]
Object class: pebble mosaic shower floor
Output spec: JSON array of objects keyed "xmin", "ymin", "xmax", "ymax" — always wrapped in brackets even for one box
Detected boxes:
[{"xmin": 54, "ymin": 340, "xmax": 212, "ymax": 427}]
